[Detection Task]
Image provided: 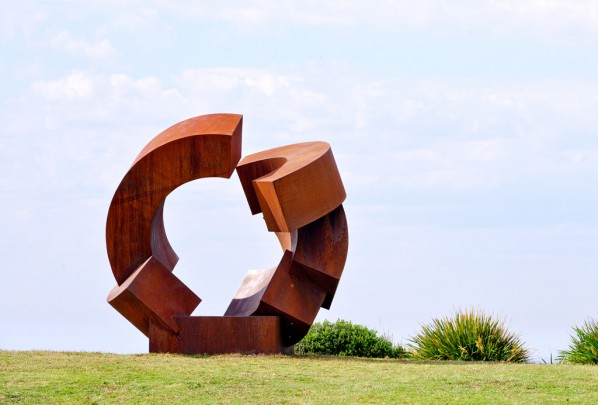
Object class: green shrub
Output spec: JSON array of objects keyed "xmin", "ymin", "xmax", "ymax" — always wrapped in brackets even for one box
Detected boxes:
[
  {"xmin": 293, "ymin": 319, "xmax": 407, "ymax": 358},
  {"xmin": 408, "ymin": 309, "xmax": 529, "ymax": 362},
  {"xmin": 558, "ymin": 319, "xmax": 598, "ymax": 364}
]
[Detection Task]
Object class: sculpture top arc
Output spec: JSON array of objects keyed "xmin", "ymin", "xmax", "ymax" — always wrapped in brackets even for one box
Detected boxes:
[
  {"xmin": 106, "ymin": 113, "xmax": 242, "ymax": 285},
  {"xmin": 106, "ymin": 113, "xmax": 348, "ymax": 354}
]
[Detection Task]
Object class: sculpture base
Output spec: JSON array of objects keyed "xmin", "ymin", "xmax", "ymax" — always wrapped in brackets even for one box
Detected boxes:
[{"xmin": 149, "ymin": 316, "xmax": 289, "ymax": 355}]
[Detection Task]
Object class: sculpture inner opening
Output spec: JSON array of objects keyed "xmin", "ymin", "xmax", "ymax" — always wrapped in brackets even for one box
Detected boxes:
[{"xmin": 162, "ymin": 176, "xmax": 281, "ymax": 316}]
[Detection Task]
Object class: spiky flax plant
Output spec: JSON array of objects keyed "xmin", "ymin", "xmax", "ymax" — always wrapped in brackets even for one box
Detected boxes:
[
  {"xmin": 408, "ymin": 309, "xmax": 529, "ymax": 362},
  {"xmin": 558, "ymin": 318, "xmax": 598, "ymax": 364}
]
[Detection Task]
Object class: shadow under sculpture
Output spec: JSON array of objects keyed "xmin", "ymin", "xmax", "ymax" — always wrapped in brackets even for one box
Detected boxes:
[{"xmin": 106, "ymin": 113, "xmax": 348, "ymax": 354}]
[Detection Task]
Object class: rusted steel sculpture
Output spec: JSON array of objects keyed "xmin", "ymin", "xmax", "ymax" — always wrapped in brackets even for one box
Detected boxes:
[{"xmin": 106, "ymin": 113, "xmax": 348, "ymax": 354}]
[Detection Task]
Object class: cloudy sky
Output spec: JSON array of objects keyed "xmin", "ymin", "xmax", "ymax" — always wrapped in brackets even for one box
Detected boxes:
[{"xmin": 1, "ymin": 1, "xmax": 597, "ymax": 361}]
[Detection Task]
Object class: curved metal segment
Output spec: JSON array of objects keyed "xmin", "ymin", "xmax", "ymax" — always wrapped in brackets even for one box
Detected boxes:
[
  {"xmin": 150, "ymin": 201, "xmax": 178, "ymax": 272},
  {"xmin": 225, "ymin": 205, "xmax": 348, "ymax": 346},
  {"xmin": 107, "ymin": 113, "xmax": 243, "ymax": 285},
  {"xmin": 236, "ymin": 142, "xmax": 346, "ymax": 232},
  {"xmin": 293, "ymin": 205, "xmax": 348, "ymax": 310},
  {"xmin": 132, "ymin": 113, "xmax": 243, "ymax": 168}
]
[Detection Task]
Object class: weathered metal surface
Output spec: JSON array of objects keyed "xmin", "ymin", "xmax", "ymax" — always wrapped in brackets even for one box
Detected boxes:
[
  {"xmin": 106, "ymin": 113, "xmax": 243, "ymax": 285},
  {"xmin": 106, "ymin": 113, "xmax": 348, "ymax": 354},
  {"xmin": 107, "ymin": 257, "xmax": 201, "ymax": 337},
  {"xmin": 236, "ymin": 141, "xmax": 346, "ymax": 232},
  {"xmin": 225, "ymin": 206, "xmax": 348, "ymax": 345},
  {"xmin": 149, "ymin": 316, "xmax": 284, "ymax": 355}
]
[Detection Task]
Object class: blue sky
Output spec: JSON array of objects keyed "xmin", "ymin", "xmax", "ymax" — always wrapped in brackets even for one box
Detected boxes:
[{"xmin": 1, "ymin": 1, "xmax": 597, "ymax": 361}]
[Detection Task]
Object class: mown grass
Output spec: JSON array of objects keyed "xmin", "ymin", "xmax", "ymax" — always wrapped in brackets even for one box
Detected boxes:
[{"xmin": 2, "ymin": 351, "xmax": 598, "ymax": 404}]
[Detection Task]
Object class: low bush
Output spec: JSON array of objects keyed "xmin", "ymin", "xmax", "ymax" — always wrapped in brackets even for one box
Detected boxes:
[
  {"xmin": 293, "ymin": 319, "xmax": 407, "ymax": 358},
  {"xmin": 408, "ymin": 309, "xmax": 529, "ymax": 362},
  {"xmin": 558, "ymin": 319, "xmax": 598, "ymax": 364}
]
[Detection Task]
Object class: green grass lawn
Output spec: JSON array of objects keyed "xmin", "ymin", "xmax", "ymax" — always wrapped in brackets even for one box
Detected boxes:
[{"xmin": 1, "ymin": 351, "xmax": 597, "ymax": 404}]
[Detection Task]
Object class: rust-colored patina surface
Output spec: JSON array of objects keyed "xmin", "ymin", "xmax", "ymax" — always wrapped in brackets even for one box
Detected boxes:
[{"xmin": 106, "ymin": 113, "xmax": 348, "ymax": 354}]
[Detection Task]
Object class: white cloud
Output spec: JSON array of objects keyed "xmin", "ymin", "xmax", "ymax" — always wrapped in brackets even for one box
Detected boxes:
[
  {"xmin": 99, "ymin": 7, "xmax": 160, "ymax": 33},
  {"xmin": 0, "ymin": 2, "xmax": 46, "ymax": 42},
  {"xmin": 145, "ymin": 0, "xmax": 598, "ymax": 47},
  {"xmin": 343, "ymin": 76, "xmax": 598, "ymax": 189},
  {"xmin": 175, "ymin": 68, "xmax": 335, "ymax": 139},
  {"xmin": 4, "ymin": 1, "xmax": 596, "ymax": 52},
  {"xmin": 49, "ymin": 30, "xmax": 116, "ymax": 58},
  {"xmin": 179, "ymin": 68, "xmax": 304, "ymax": 97},
  {"xmin": 16, "ymin": 65, "xmax": 598, "ymax": 197},
  {"xmin": 32, "ymin": 71, "xmax": 96, "ymax": 100},
  {"xmin": 109, "ymin": 74, "xmax": 167, "ymax": 97}
]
